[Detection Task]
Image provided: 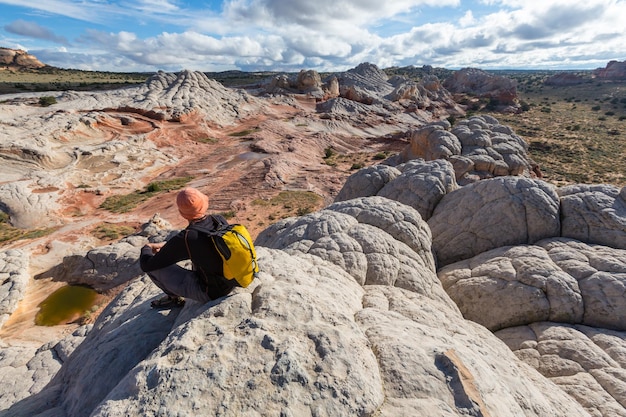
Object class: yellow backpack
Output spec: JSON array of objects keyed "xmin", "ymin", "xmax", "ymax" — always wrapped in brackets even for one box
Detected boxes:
[
  {"xmin": 211, "ymin": 223, "xmax": 259, "ymax": 287},
  {"xmin": 190, "ymin": 217, "xmax": 259, "ymax": 288}
]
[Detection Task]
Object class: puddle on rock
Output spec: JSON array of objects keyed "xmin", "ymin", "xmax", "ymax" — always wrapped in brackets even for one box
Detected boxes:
[{"xmin": 35, "ymin": 285, "xmax": 98, "ymax": 326}]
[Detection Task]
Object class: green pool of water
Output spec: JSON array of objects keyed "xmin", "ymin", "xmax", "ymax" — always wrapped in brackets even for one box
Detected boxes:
[{"xmin": 36, "ymin": 285, "xmax": 98, "ymax": 326}]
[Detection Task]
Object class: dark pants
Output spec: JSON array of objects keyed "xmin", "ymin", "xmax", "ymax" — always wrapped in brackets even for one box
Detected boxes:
[{"xmin": 146, "ymin": 264, "xmax": 211, "ymax": 303}]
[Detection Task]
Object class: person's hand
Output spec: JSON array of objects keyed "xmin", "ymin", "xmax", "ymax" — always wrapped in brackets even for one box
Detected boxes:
[{"xmin": 146, "ymin": 242, "xmax": 165, "ymax": 254}]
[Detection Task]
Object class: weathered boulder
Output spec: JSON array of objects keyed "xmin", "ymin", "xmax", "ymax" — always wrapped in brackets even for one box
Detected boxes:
[
  {"xmin": 296, "ymin": 69, "xmax": 322, "ymax": 90},
  {"xmin": 438, "ymin": 243, "xmax": 584, "ymax": 332},
  {"xmin": 497, "ymin": 323, "xmax": 626, "ymax": 417},
  {"xmin": 0, "ymin": 182, "xmax": 62, "ymax": 229},
  {"xmin": 377, "ymin": 159, "xmax": 458, "ymax": 220},
  {"xmin": 257, "ymin": 196, "xmax": 446, "ymax": 303},
  {"xmin": 386, "ymin": 74, "xmax": 459, "ymax": 112},
  {"xmin": 439, "ymin": 238, "xmax": 626, "ymax": 332},
  {"xmin": 428, "ymin": 177, "xmax": 560, "ymax": 267},
  {"xmin": 0, "ymin": 325, "xmax": 90, "ymax": 411},
  {"xmin": 357, "ymin": 286, "xmax": 589, "ymax": 417},
  {"xmin": 0, "ymin": 250, "xmax": 29, "ymax": 330},
  {"xmin": 559, "ymin": 184, "xmax": 626, "ymax": 250},
  {"xmin": 334, "ymin": 159, "xmax": 457, "ymax": 221},
  {"xmin": 398, "ymin": 121, "xmax": 461, "ymax": 161},
  {"xmin": 540, "ymin": 238, "xmax": 626, "ymax": 331},
  {"xmin": 334, "ymin": 164, "xmax": 401, "ymax": 202},
  {"xmin": 396, "ymin": 116, "xmax": 535, "ymax": 184}
]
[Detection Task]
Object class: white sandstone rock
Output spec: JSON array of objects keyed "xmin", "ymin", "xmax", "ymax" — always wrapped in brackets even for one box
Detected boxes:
[
  {"xmin": 0, "ymin": 250, "xmax": 29, "ymax": 330},
  {"xmin": 560, "ymin": 184, "xmax": 626, "ymax": 250},
  {"xmin": 428, "ymin": 177, "xmax": 560, "ymax": 267}
]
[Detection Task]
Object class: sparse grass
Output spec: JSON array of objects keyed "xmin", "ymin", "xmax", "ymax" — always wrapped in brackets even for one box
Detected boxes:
[
  {"xmin": 195, "ymin": 137, "xmax": 219, "ymax": 144},
  {"xmin": 485, "ymin": 78, "xmax": 626, "ymax": 187},
  {"xmin": 0, "ymin": 212, "xmax": 57, "ymax": 244},
  {"xmin": 0, "ymin": 67, "xmax": 150, "ymax": 94},
  {"xmin": 228, "ymin": 128, "xmax": 259, "ymax": 137},
  {"xmin": 218, "ymin": 210, "xmax": 237, "ymax": 219},
  {"xmin": 92, "ymin": 223, "xmax": 137, "ymax": 241},
  {"xmin": 100, "ymin": 176, "xmax": 193, "ymax": 213},
  {"xmin": 252, "ymin": 190, "xmax": 323, "ymax": 219}
]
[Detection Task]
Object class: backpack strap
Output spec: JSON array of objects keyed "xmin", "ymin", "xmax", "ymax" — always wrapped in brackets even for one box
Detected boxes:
[{"xmin": 183, "ymin": 229, "xmax": 192, "ymax": 260}]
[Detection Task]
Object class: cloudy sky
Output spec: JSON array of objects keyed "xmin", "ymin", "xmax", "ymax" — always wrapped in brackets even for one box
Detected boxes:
[{"xmin": 0, "ymin": 0, "xmax": 624, "ymax": 73}]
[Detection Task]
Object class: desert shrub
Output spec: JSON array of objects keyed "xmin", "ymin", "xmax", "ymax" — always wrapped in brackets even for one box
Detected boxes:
[
  {"xmin": 605, "ymin": 111, "xmax": 615, "ymax": 116},
  {"xmin": 146, "ymin": 182, "xmax": 162, "ymax": 192},
  {"xmin": 324, "ymin": 147, "xmax": 335, "ymax": 159},
  {"xmin": 351, "ymin": 163, "xmax": 365, "ymax": 170},
  {"xmin": 297, "ymin": 207, "xmax": 312, "ymax": 216},
  {"xmin": 598, "ymin": 116, "xmax": 607, "ymax": 121},
  {"xmin": 228, "ymin": 128, "xmax": 259, "ymax": 137},
  {"xmin": 218, "ymin": 210, "xmax": 236, "ymax": 219},
  {"xmin": 38, "ymin": 96, "xmax": 57, "ymax": 106},
  {"xmin": 520, "ymin": 101, "xmax": 531, "ymax": 112},
  {"xmin": 591, "ymin": 105, "xmax": 601, "ymax": 111},
  {"xmin": 485, "ymin": 97, "xmax": 500, "ymax": 111}
]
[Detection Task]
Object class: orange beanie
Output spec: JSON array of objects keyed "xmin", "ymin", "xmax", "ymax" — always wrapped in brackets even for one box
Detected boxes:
[{"xmin": 176, "ymin": 187, "xmax": 209, "ymax": 220}]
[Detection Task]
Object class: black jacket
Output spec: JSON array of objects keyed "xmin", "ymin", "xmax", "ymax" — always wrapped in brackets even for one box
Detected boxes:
[{"xmin": 140, "ymin": 215, "xmax": 238, "ymax": 299}]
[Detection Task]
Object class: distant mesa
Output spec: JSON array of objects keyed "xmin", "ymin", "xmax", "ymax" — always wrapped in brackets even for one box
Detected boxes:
[
  {"xmin": 593, "ymin": 60, "xmax": 626, "ymax": 80},
  {"xmin": 544, "ymin": 72, "xmax": 586, "ymax": 86},
  {"xmin": 0, "ymin": 47, "xmax": 46, "ymax": 70}
]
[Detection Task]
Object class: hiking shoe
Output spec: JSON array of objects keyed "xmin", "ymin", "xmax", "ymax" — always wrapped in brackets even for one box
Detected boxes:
[{"xmin": 151, "ymin": 295, "xmax": 185, "ymax": 309}]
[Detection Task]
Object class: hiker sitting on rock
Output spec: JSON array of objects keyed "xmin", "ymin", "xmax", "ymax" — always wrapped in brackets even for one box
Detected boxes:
[{"xmin": 140, "ymin": 187, "xmax": 238, "ymax": 309}]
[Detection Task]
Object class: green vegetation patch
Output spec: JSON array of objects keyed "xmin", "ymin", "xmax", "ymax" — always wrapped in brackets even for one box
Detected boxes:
[
  {"xmin": 38, "ymin": 96, "xmax": 57, "ymax": 106},
  {"xmin": 92, "ymin": 222, "xmax": 137, "ymax": 241},
  {"xmin": 228, "ymin": 128, "xmax": 260, "ymax": 137},
  {"xmin": 100, "ymin": 176, "xmax": 193, "ymax": 213},
  {"xmin": 0, "ymin": 211, "xmax": 56, "ymax": 245}
]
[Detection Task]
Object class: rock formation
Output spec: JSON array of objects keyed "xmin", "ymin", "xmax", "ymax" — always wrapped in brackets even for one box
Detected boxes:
[
  {"xmin": 0, "ymin": 48, "xmax": 46, "ymax": 69},
  {"xmin": 593, "ymin": 60, "xmax": 626, "ymax": 80},
  {"xmin": 2, "ymin": 173, "xmax": 625, "ymax": 416},
  {"xmin": 0, "ymin": 198, "xmax": 605, "ymax": 417},
  {"xmin": 263, "ymin": 69, "xmax": 337, "ymax": 99},
  {"xmin": 544, "ymin": 72, "xmax": 586, "ymax": 86},
  {"xmin": 0, "ymin": 250, "xmax": 29, "ymax": 329},
  {"xmin": 444, "ymin": 67, "xmax": 520, "ymax": 112},
  {"xmin": 391, "ymin": 115, "xmax": 536, "ymax": 183}
]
